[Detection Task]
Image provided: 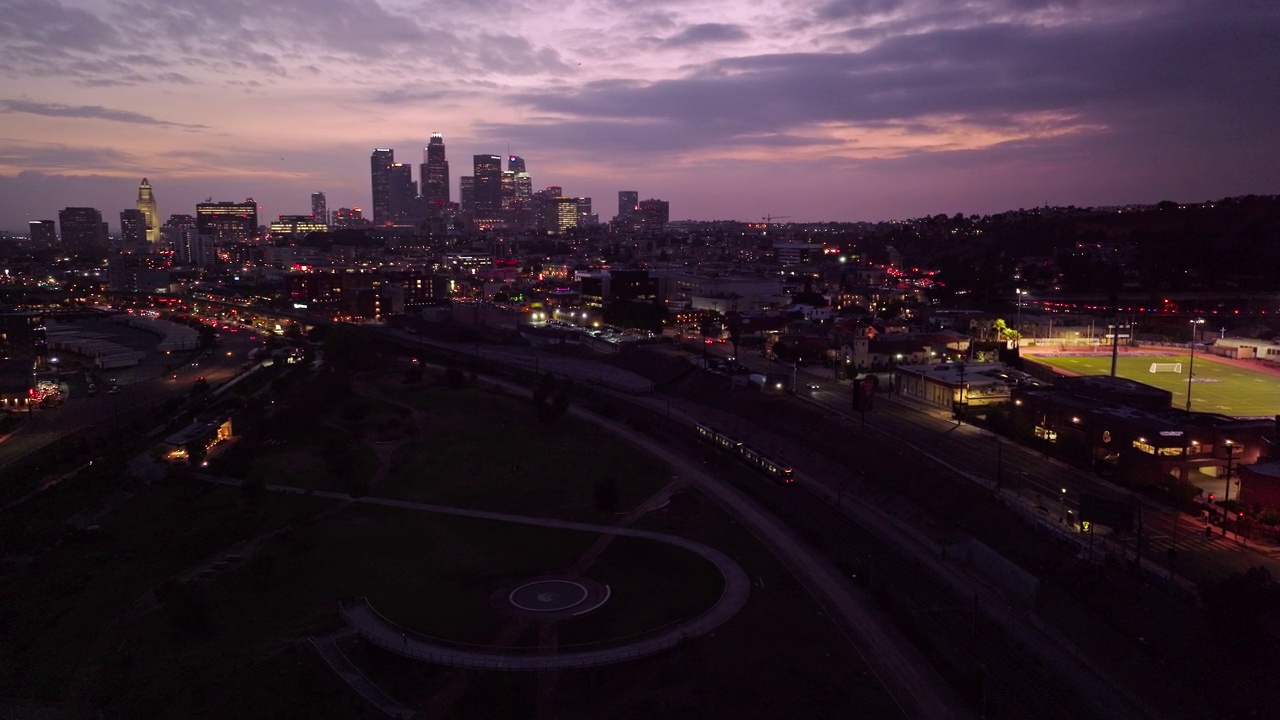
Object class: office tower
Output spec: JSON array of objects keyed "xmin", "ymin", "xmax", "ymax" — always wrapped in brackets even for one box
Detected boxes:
[
  {"xmin": 196, "ymin": 200, "xmax": 258, "ymax": 243},
  {"xmin": 58, "ymin": 207, "xmax": 108, "ymax": 250},
  {"xmin": 552, "ymin": 196, "xmax": 579, "ymax": 232},
  {"xmin": 636, "ymin": 198, "xmax": 670, "ymax": 231},
  {"xmin": 422, "ymin": 133, "xmax": 450, "ymax": 207},
  {"xmin": 311, "ymin": 192, "xmax": 328, "ymax": 226},
  {"xmin": 532, "ymin": 186, "xmax": 563, "ymax": 231},
  {"xmin": 136, "ymin": 178, "xmax": 160, "ymax": 245},
  {"xmin": 501, "ymin": 170, "xmax": 516, "ymax": 211},
  {"xmin": 576, "ymin": 197, "xmax": 595, "ymax": 226},
  {"xmin": 28, "ymin": 220, "xmax": 56, "ymax": 245},
  {"xmin": 508, "ymin": 155, "xmax": 526, "ymax": 174},
  {"xmin": 388, "ymin": 163, "xmax": 417, "ymax": 222},
  {"xmin": 617, "ymin": 191, "xmax": 639, "ymax": 222},
  {"xmin": 164, "ymin": 214, "xmax": 199, "ymax": 263},
  {"xmin": 331, "ymin": 207, "xmax": 367, "ymax": 228},
  {"xmin": 472, "ymin": 154, "xmax": 503, "ymax": 217},
  {"xmin": 459, "ymin": 177, "xmax": 475, "ymax": 214},
  {"xmin": 120, "ymin": 208, "xmax": 147, "ymax": 246},
  {"xmin": 370, "ymin": 148, "xmax": 395, "ymax": 224},
  {"xmin": 270, "ymin": 215, "xmax": 328, "ymax": 239}
]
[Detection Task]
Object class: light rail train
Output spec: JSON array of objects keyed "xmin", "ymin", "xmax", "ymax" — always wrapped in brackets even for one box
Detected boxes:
[{"xmin": 695, "ymin": 423, "xmax": 795, "ymax": 484}]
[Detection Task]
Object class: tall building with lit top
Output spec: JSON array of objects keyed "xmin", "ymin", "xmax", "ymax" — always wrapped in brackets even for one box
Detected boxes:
[
  {"xmin": 472, "ymin": 154, "xmax": 503, "ymax": 217},
  {"xmin": 311, "ymin": 192, "xmax": 328, "ymax": 226},
  {"xmin": 508, "ymin": 155, "xmax": 526, "ymax": 174},
  {"xmin": 331, "ymin": 207, "xmax": 367, "ymax": 228},
  {"xmin": 136, "ymin": 178, "xmax": 159, "ymax": 245},
  {"xmin": 422, "ymin": 133, "xmax": 450, "ymax": 207},
  {"xmin": 196, "ymin": 200, "xmax": 258, "ymax": 243},
  {"xmin": 389, "ymin": 163, "xmax": 417, "ymax": 222},
  {"xmin": 28, "ymin": 220, "xmax": 56, "ymax": 245},
  {"xmin": 370, "ymin": 148, "xmax": 394, "ymax": 224}
]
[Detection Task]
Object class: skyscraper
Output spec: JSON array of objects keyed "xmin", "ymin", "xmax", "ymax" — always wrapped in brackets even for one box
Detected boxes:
[
  {"xmin": 120, "ymin": 208, "xmax": 147, "ymax": 246},
  {"xmin": 388, "ymin": 163, "xmax": 417, "ymax": 222},
  {"xmin": 617, "ymin": 191, "xmax": 639, "ymax": 224},
  {"xmin": 370, "ymin": 148, "xmax": 395, "ymax": 225},
  {"xmin": 311, "ymin": 192, "xmax": 328, "ymax": 226},
  {"xmin": 472, "ymin": 154, "xmax": 503, "ymax": 217},
  {"xmin": 459, "ymin": 177, "xmax": 475, "ymax": 214},
  {"xmin": 136, "ymin": 178, "xmax": 159, "ymax": 245},
  {"xmin": 28, "ymin": 220, "xmax": 56, "ymax": 245},
  {"xmin": 508, "ymin": 155, "xmax": 526, "ymax": 174},
  {"xmin": 196, "ymin": 200, "xmax": 258, "ymax": 243},
  {"xmin": 58, "ymin": 207, "xmax": 108, "ymax": 251},
  {"xmin": 422, "ymin": 133, "xmax": 450, "ymax": 207},
  {"xmin": 163, "ymin": 214, "xmax": 201, "ymax": 264},
  {"xmin": 636, "ymin": 198, "xmax": 670, "ymax": 232},
  {"xmin": 552, "ymin": 196, "xmax": 579, "ymax": 232}
]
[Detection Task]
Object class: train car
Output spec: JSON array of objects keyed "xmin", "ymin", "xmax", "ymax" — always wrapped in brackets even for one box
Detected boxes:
[
  {"xmin": 697, "ymin": 421, "xmax": 795, "ymax": 486},
  {"xmin": 714, "ymin": 431, "xmax": 742, "ymax": 452},
  {"xmin": 695, "ymin": 423, "xmax": 717, "ymax": 443}
]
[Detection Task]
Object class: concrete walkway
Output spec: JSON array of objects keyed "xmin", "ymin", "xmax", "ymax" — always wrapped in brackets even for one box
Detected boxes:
[
  {"xmin": 196, "ymin": 476, "xmax": 751, "ymax": 671},
  {"xmin": 308, "ymin": 629, "xmax": 415, "ymax": 719}
]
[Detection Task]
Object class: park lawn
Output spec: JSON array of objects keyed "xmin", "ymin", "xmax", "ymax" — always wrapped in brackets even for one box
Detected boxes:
[
  {"xmin": 1027, "ymin": 352, "xmax": 1280, "ymax": 417},
  {"xmin": 0, "ymin": 480, "xmax": 331, "ymax": 703},
  {"xmin": 90, "ymin": 501, "xmax": 732, "ymax": 717},
  {"xmin": 559, "ymin": 535, "xmax": 726, "ymax": 648},
  {"xmin": 446, "ymin": 487, "xmax": 900, "ymax": 720},
  {"xmin": 377, "ymin": 384, "xmax": 672, "ymax": 521},
  {"xmin": 246, "ymin": 422, "xmax": 380, "ymax": 493}
]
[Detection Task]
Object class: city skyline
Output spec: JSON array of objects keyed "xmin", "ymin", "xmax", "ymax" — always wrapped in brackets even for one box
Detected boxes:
[{"xmin": 1, "ymin": 0, "xmax": 1278, "ymax": 232}]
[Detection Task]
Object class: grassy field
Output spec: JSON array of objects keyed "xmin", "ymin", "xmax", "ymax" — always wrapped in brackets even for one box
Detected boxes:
[
  {"xmin": 376, "ymin": 383, "xmax": 673, "ymax": 521},
  {"xmin": 1025, "ymin": 351, "xmax": 1280, "ymax": 417}
]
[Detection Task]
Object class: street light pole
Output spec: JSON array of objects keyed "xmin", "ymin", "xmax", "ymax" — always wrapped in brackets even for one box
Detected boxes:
[
  {"xmin": 1185, "ymin": 318, "xmax": 1204, "ymax": 412},
  {"xmin": 1223, "ymin": 440, "xmax": 1237, "ymax": 536},
  {"xmin": 1015, "ymin": 290, "xmax": 1024, "ymax": 348}
]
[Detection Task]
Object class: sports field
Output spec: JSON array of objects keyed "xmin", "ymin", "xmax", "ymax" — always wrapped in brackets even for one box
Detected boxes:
[{"xmin": 1025, "ymin": 351, "xmax": 1280, "ymax": 418}]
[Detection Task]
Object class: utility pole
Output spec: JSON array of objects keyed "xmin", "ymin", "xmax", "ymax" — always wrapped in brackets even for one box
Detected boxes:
[{"xmin": 1223, "ymin": 441, "xmax": 1237, "ymax": 536}]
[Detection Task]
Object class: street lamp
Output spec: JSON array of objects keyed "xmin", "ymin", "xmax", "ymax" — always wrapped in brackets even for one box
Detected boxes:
[
  {"xmin": 1185, "ymin": 318, "xmax": 1205, "ymax": 412},
  {"xmin": 1015, "ymin": 289, "xmax": 1027, "ymax": 348},
  {"xmin": 1223, "ymin": 440, "xmax": 1238, "ymax": 536}
]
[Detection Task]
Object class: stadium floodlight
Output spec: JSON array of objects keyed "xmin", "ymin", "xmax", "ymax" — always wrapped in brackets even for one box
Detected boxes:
[{"xmin": 1186, "ymin": 318, "xmax": 1206, "ymax": 412}]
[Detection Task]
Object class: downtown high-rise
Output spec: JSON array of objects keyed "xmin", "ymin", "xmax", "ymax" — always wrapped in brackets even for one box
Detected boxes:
[
  {"xmin": 370, "ymin": 148, "xmax": 394, "ymax": 225},
  {"xmin": 422, "ymin": 133, "xmax": 450, "ymax": 208},
  {"xmin": 136, "ymin": 178, "xmax": 159, "ymax": 245},
  {"xmin": 472, "ymin": 154, "xmax": 503, "ymax": 218},
  {"xmin": 311, "ymin": 192, "xmax": 328, "ymax": 226}
]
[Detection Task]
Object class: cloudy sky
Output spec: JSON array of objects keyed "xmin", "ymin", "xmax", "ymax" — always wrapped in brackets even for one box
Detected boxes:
[{"xmin": 1, "ymin": 0, "xmax": 1277, "ymax": 231}]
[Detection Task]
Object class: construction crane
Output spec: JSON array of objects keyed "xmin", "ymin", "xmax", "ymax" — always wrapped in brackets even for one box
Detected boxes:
[{"xmin": 762, "ymin": 215, "xmax": 791, "ymax": 225}]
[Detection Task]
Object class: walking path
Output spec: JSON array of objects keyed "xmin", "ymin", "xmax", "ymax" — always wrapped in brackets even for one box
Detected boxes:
[
  {"xmin": 308, "ymin": 629, "xmax": 414, "ymax": 719},
  {"xmin": 196, "ymin": 476, "xmax": 751, "ymax": 671}
]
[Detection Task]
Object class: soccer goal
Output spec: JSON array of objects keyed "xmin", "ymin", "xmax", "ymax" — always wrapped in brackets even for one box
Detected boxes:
[{"xmin": 1149, "ymin": 362, "xmax": 1183, "ymax": 373}]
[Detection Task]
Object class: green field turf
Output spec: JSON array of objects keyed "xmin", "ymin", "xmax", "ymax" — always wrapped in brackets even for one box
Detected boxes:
[{"xmin": 1025, "ymin": 352, "xmax": 1280, "ymax": 417}]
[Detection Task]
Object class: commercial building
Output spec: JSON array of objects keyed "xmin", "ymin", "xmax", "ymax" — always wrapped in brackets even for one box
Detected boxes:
[
  {"xmin": 269, "ymin": 215, "xmax": 329, "ymax": 240},
  {"xmin": 311, "ymin": 192, "xmax": 328, "ymax": 226},
  {"xmin": 195, "ymin": 200, "xmax": 258, "ymax": 243},
  {"xmin": 422, "ymin": 133, "xmax": 450, "ymax": 208},
  {"xmin": 370, "ymin": 148, "xmax": 394, "ymax": 224},
  {"xmin": 120, "ymin": 208, "xmax": 147, "ymax": 247},
  {"xmin": 28, "ymin": 220, "xmax": 56, "ymax": 245},
  {"xmin": 136, "ymin": 178, "xmax": 160, "ymax": 245},
  {"xmin": 389, "ymin": 162, "xmax": 418, "ymax": 222},
  {"xmin": 472, "ymin": 154, "xmax": 503, "ymax": 218},
  {"xmin": 58, "ymin": 207, "xmax": 108, "ymax": 251},
  {"xmin": 617, "ymin": 191, "xmax": 638, "ymax": 223}
]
